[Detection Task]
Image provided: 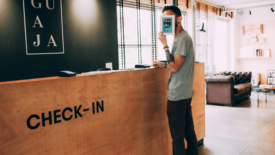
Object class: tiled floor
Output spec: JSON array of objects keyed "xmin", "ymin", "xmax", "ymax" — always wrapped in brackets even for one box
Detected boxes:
[{"xmin": 198, "ymin": 92, "xmax": 275, "ymax": 155}]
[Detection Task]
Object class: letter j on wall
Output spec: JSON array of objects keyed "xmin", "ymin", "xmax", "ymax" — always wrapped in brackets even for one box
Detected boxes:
[{"xmin": 23, "ymin": 0, "xmax": 65, "ymax": 55}]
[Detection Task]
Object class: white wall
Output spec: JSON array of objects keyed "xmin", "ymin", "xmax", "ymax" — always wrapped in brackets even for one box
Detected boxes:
[
  {"xmin": 236, "ymin": 6, "xmax": 275, "ymax": 84},
  {"xmin": 232, "ymin": 16, "xmax": 238, "ymax": 71}
]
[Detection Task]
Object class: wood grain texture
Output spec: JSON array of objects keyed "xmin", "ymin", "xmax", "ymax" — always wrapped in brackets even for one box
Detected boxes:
[{"xmin": 0, "ymin": 63, "xmax": 205, "ymax": 155}]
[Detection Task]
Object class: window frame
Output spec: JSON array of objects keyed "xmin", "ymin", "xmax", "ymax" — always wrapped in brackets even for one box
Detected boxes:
[
  {"xmin": 117, "ymin": 1, "xmax": 188, "ymax": 69},
  {"xmin": 117, "ymin": 1, "xmax": 157, "ymax": 69}
]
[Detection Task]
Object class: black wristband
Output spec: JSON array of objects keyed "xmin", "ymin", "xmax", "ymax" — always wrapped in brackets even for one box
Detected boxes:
[
  {"xmin": 163, "ymin": 46, "xmax": 169, "ymax": 49},
  {"xmin": 164, "ymin": 63, "xmax": 167, "ymax": 68}
]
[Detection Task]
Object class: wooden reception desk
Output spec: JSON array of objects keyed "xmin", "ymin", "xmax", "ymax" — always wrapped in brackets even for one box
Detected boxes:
[{"xmin": 0, "ymin": 63, "xmax": 205, "ymax": 155}]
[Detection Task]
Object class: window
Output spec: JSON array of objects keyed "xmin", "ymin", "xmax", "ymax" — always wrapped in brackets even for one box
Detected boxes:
[
  {"xmin": 195, "ymin": 3, "xmax": 216, "ymax": 74},
  {"xmin": 117, "ymin": 0, "xmax": 187, "ymax": 69},
  {"xmin": 195, "ymin": 2, "xmax": 233, "ymax": 74},
  {"xmin": 117, "ymin": 0, "xmax": 157, "ymax": 69}
]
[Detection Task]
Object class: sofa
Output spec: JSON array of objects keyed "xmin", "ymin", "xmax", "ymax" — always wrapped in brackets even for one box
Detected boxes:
[{"xmin": 205, "ymin": 71, "xmax": 252, "ymax": 107}]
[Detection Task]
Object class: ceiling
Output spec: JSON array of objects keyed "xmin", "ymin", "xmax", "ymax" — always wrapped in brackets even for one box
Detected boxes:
[{"xmin": 202, "ymin": 0, "xmax": 275, "ymax": 7}]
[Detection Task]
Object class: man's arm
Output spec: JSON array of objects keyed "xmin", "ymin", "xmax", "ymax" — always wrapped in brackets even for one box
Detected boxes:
[
  {"xmin": 156, "ymin": 32, "xmax": 186, "ymax": 73},
  {"xmin": 165, "ymin": 47, "xmax": 185, "ymax": 73},
  {"xmin": 152, "ymin": 53, "xmax": 185, "ymax": 73}
]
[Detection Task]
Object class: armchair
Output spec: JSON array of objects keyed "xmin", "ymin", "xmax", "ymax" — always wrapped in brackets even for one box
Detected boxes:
[{"xmin": 205, "ymin": 72, "xmax": 252, "ymax": 106}]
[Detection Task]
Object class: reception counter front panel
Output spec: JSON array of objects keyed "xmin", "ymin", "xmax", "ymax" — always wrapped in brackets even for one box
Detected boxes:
[{"xmin": 0, "ymin": 63, "xmax": 205, "ymax": 155}]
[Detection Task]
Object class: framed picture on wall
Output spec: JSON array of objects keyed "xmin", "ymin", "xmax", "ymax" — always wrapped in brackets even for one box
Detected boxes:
[
  {"xmin": 268, "ymin": 78, "xmax": 275, "ymax": 85},
  {"xmin": 268, "ymin": 70, "xmax": 275, "ymax": 78}
]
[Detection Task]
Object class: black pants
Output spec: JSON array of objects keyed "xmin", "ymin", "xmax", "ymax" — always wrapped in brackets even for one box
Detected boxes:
[{"xmin": 167, "ymin": 98, "xmax": 198, "ymax": 155}]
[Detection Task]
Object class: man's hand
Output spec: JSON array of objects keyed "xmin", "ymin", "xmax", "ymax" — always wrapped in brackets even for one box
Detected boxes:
[
  {"xmin": 158, "ymin": 32, "xmax": 167, "ymax": 47},
  {"xmin": 152, "ymin": 61, "xmax": 165, "ymax": 68}
]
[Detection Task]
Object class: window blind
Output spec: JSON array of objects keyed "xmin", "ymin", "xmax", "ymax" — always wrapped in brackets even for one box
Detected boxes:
[
  {"xmin": 195, "ymin": 2, "xmax": 232, "ymax": 74},
  {"xmin": 178, "ymin": 0, "xmax": 191, "ymax": 9},
  {"xmin": 195, "ymin": 2, "xmax": 215, "ymax": 74},
  {"xmin": 156, "ymin": 0, "xmax": 191, "ymax": 9},
  {"xmin": 117, "ymin": 0, "xmax": 157, "ymax": 69}
]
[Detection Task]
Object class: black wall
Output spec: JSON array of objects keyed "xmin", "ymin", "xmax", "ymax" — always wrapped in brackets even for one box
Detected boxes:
[{"xmin": 0, "ymin": 0, "xmax": 118, "ymax": 82}]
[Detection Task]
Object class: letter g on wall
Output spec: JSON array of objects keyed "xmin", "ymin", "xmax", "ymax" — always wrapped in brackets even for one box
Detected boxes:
[
  {"xmin": 31, "ymin": 0, "xmax": 42, "ymax": 9},
  {"xmin": 31, "ymin": 0, "xmax": 55, "ymax": 10}
]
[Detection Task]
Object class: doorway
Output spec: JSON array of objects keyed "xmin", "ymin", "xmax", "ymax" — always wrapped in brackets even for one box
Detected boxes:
[{"xmin": 214, "ymin": 19, "xmax": 230, "ymax": 73}]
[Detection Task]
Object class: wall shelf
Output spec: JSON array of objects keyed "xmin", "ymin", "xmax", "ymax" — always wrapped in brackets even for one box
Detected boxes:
[{"xmin": 238, "ymin": 57, "xmax": 271, "ymax": 59}]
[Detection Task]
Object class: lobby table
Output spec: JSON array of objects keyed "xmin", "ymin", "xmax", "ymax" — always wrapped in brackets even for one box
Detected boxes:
[{"xmin": 0, "ymin": 63, "xmax": 205, "ymax": 155}]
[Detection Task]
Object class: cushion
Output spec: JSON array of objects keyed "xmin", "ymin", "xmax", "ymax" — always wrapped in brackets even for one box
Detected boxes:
[
  {"xmin": 234, "ymin": 72, "xmax": 252, "ymax": 84},
  {"xmin": 205, "ymin": 71, "xmax": 226, "ymax": 77},
  {"xmin": 214, "ymin": 71, "xmax": 226, "ymax": 76},
  {"xmin": 205, "ymin": 71, "xmax": 252, "ymax": 84},
  {"xmin": 222, "ymin": 72, "xmax": 252, "ymax": 84},
  {"xmin": 234, "ymin": 83, "xmax": 252, "ymax": 94},
  {"xmin": 205, "ymin": 75, "xmax": 234, "ymax": 83}
]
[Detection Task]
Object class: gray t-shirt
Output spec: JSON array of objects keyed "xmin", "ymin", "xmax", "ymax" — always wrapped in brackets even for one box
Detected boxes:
[{"xmin": 167, "ymin": 30, "xmax": 195, "ymax": 101}]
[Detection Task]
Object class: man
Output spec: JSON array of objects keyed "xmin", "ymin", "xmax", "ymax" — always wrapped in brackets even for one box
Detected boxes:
[{"xmin": 152, "ymin": 6, "xmax": 198, "ymax": 155}]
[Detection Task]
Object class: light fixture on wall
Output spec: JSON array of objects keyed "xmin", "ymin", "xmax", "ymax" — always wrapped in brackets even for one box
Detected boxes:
[
  {"xmin": 271, "ymin": 6, "xmax": 274, "ymax": 12},
  {"xmin": 73, "ymin": 0, "xmax": 97, "ymax": 23},
  {"xmin": 249, "ymin": 10, "xmax": 252, "ymax": 15},
  {"xmin": 200, "ymin": 23, "xmax": 206, "ymax": 32},
  {"xmin": 226, "ymin": 12, "xmax": 231, "ymax": 17}
]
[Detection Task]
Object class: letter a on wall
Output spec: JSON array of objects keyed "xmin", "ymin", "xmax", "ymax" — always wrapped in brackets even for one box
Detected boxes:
[{"xmin": 23, "ymin": 0, "xmax": 65, "ymax": 55}]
